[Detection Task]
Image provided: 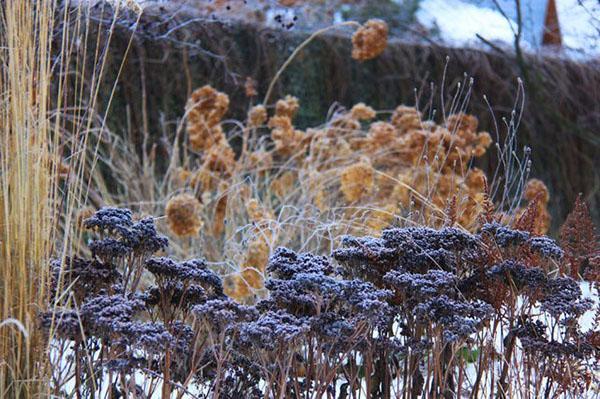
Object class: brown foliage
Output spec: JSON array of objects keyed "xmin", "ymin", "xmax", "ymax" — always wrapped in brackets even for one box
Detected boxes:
[{"xmin": 560, "ymin": 194, "xmax": 599, "ymax": 280}]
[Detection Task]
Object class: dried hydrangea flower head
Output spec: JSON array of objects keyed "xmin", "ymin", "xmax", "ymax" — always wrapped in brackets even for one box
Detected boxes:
[
  {"xmin": 244, "ymin": 76, "xmax": 258, "ymax": 97},
  {"xmin": 228, "ymin": 199, "xmax": 277, "ymax": 300},
  {"xmin": 350, "ymin": 103, "xmax": 376, "ymax": 121},
  {"xmin": 165, "ymin": 193, "xmax": 203, "ymax": 237},
  {"xmin": 247, "ymin": 104, "xmax": 267, "ymax": 127},
  {"xmin": 270, "ymin": 170, "xmax": 296, "ymax": 199},
  {"xmin": 351, "ymin": 19, "xmax": 388, "ymax": 61},
  {"xmin": 268, "ymin": 114, "xmax": 307, "ymax": 156},
  {"xmin": 391, "ymin": 105, "xmax": 421, "ymax": 133},
  {"xmin": 212, "ymin": 181, "xmax": 229, "ymax": 237},
  {"xmin": 275, "ymin": 95, "xmax": 299, "ymax": 119},
  {"xmin": 197, "ymin": 142, "xmax": 237, "ymax": 192},
  {"xmin": 186, "ymin": 85, "xmax": 229, "ymax": 152},
  {"xmin": 340, "ymin": 160, "xmax": 374, "ymax": 202}
]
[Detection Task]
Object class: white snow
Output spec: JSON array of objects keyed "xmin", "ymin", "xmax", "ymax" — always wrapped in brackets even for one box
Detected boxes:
[
  {"xmin": 557, "ymin": 0, "xmax": 600, "ymax": 56},
  {"xmin": 417, "ymin": 0, "xmax": 518, "ymax": 46},
  {"xmin": 416, "ymin": 0, "xmax": 600, "ymax": 59}
]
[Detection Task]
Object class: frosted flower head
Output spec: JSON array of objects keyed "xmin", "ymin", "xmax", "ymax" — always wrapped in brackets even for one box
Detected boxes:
[
  {"xmin": 237, "ymin": 310, "xmax": 308, "ymax": 351},
  {"xmin": 143, "ymin": 281, "xmax": 209, "ymax": 309},
  {"xmin": 166, "ymin": 194, "xmax": 203, "ymax": 237},
  {"xmin": 340, "ymin": 161, "xmax": 374, "ymax": 202},
  {"xmin": 487, "ymin": 261, "xmax": 547, "ymax": 291},
  {"xmin": 527, "ymin": 236, "xmax": 564, "ymax": 260},
  {"xmin": 40, "ymin": 309, "xmax": 82, "ymax": 340},
  {"xmin": 414, "ymin": 295, "xmax": 493, "ymax": 343},
  {"xmin": 247, "ymin": 104, "xmax": 267, "ymax": 127},
  {"xmin": 541, "ymin": 276, "xmax": 593, "ymax": 318},
  {"xmin": 268, "ymin": 247, "xmax": 335, "ymax": 279},
  {"xmin": 351, "ymin": 19, "xmax": 388, "ymax": 61},
  {"xmin": 83, "ymin": 207, "xmax": 133, "ymax": 235},
  {"xmin": 384, "ymin": 269, "xmax": 457, "ymax": 300},
  {"xmin": 50, "ymin": 256, "xmax": 120, "ymax": 299},
  {"xmin": 89, "ymin": 237, "xmax": 132, "ymax": 260},
  {"xmin": 127, "ymin": 217, "xmax": 169, "ymax": 254},
  {"xmin": 193, "ymin": 298, "xmax": 258, "ymax": 334},
  {"xmin": 481, "ymin": 222, "xmax": 530, "ymax": 247},
  {"xmin": 80, "ymin": 294, "xmax": 144, "ymax": 337},
  {"xmin": 145, "ymin": 257, "xmax": 223, "ymax": 295}
]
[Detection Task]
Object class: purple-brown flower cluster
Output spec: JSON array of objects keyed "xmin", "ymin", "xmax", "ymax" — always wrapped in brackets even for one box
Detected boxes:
[{"xmin": 42, "ymin": 208, "xmax": 598, "ymax": 398}]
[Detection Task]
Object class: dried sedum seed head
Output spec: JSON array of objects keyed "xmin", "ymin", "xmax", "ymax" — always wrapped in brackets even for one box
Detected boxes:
[
  {"xmin": 352, "ymin": 19, "xmax": 388, "ymax": 61},
  {"xmin": 166, "ymin": 194, "xmax": 203, "ymax": 237}
]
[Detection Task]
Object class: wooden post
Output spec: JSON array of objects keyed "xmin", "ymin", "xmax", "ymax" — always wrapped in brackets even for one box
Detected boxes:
[{"xmin": 542, "ymin": 0, "xmax": 562, "ymax": 46}]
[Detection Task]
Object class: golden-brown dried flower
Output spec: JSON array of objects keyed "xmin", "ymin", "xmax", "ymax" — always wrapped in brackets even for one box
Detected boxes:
[
  {"xmin": 270, "ymin": 171, "xmax": 296, "ymax": 198},
  {"xmin": 248, "ymin": 104, "xmax": 268, "ymax": 127},
  {"xmin": 247, "ymin": 150, "xmax": 273, "ymax": 171},
  {"xmin": 212, "ymin": 181, "xmax": 229, "ymax": 237},
  {"xmin": 524, "ymin": 178, "xmax": 550, "ymax": 204},
  {"xmin": 447, "ymin": 113, "xmax": 478, "ymax": 132},
  {"xmin": 246, "ymin": 199, "xmax": 274, "ymax": 223},
  {"xmin": 186, "ymin": 85, "xmax": 230, "ymax": 152},
  {"xmin": 244, "ymin": 76, "xmax": 258, "ymax": 97},
  {"xmin": 166, "ymin": 194, "xmax": 203, "ymax": 237},
  {"xmin": 350, "ymin": 103, "xmax": 376, "ymax": 121},
  {"xmin": 465, "ymin": 168, "xmax": 487, "ymax": 193},
  {"xmin": 340, "ymin": 161, "xmax": 374, "ymax": 202},
  {"xmin": 391, "ymin": 106, "xmax": 421, "ymax": 132},
  {"xmin": 275, "ymin": 95, "xmax": 299, "ymax": 119},
  {"xmin": 352, "ymin": 19, "xmax": 388, "ymax": 61},
  {"xmin": 269, "ymin": 115, "xmax": 307, "ymax": 156}
]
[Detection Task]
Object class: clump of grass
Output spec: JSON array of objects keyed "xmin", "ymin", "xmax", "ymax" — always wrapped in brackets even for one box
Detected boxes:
[
  {"xmin": 0, "ymin": 1, "xmax": 57, "ymax": 395},
  {"xmin": 0, "ymin": 0, "xmax": 141, "ymax": 396}
]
